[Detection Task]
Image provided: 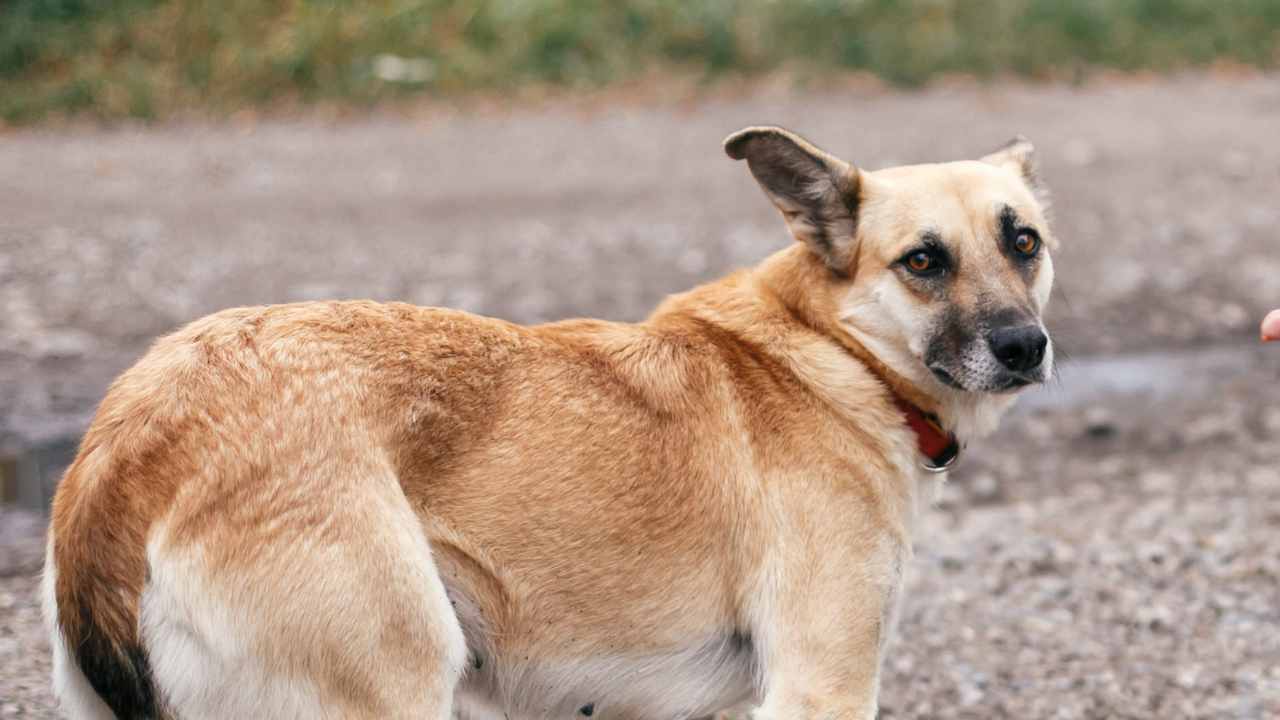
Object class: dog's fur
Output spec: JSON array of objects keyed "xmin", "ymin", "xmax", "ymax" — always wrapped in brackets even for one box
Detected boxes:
[{"xmin": 44, "ymin": 127, "xmax": 1055, "ymax": 719}]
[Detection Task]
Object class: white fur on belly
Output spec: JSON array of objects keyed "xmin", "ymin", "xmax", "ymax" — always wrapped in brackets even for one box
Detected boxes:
[{"xmin": 456, "ymin": 633, "xmax": 755, "ymax": 720}]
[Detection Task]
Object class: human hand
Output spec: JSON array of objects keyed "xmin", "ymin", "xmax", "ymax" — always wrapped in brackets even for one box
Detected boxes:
[{"xmin": 1263, "ymin": 309, "xmax": 1280, "ymax": 342}]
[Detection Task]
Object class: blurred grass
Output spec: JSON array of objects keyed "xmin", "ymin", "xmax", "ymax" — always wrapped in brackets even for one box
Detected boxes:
[{"xmin": 3, "ymin": 0, "xmax": 1280, "ymax": 124}]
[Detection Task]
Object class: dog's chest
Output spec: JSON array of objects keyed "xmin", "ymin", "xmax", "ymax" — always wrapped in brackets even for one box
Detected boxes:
[{"xmin": 453, "ymin": 631, "xmax": 755, "ymax": 720}]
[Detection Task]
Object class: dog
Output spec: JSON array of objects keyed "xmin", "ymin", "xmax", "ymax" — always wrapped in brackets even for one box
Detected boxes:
[{"xmin": 44, "ymin": 126, "xmax": 1055, "ymax": 719}]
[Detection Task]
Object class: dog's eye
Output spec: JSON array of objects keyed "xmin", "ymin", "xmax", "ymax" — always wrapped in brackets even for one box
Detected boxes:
[
  {"xmin": 1013, "ymin": 231, "xmax": 1040, "ymax": 257},
  {"xmin": 904, "ymin": 250, "xmax": 942, "ymax": 276}
]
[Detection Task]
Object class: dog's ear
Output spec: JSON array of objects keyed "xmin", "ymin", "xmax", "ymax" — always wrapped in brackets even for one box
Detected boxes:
[
  {"xmin": 982, "ymin": 135, "xmax": 1047, "ymax": 201},
  {"xmin": 724, "ymin": 126, "xmax": 861, "ymax": 275}
]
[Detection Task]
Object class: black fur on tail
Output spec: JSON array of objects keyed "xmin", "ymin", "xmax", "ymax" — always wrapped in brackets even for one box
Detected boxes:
[{"xmin": 71, "ymin": 602, "xmax": 159, "ymax": 719}]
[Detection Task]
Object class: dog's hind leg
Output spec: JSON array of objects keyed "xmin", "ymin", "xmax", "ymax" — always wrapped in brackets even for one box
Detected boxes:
[{"xmin": 139, "ymin": 457, "xmax": 467, "ymax": 720}]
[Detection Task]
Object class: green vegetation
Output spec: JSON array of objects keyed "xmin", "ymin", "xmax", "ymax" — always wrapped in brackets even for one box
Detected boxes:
[{"xmin": 3, "ymin": 0, "xmax": 1280, "ymax": 124}]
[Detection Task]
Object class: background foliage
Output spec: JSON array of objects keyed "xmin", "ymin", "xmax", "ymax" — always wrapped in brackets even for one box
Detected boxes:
[{"xmin": 4, "ymin": 0, "xmax": 1280, "ymax": 123}]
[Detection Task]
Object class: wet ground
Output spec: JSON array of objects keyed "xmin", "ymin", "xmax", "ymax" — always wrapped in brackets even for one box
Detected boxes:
[{"xmin": 2, "ymin": 74, "xmax": 1279, "ymax": 717}]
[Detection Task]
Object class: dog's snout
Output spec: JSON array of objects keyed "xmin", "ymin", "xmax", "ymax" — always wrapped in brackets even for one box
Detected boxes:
[{"xmin": 987, "ymin": 325, "xmax": 1047, "ymax": 373}]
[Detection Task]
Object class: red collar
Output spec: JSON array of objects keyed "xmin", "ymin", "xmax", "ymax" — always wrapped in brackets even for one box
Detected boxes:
[{"xmin": 892, "ymin": 396, "xmax": 961, "ymax": 472}]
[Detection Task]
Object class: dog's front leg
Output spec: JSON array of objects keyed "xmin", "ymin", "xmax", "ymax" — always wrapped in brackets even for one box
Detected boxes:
[
  {"xmin": 749, "ymin": 547, "xmax": 905, "ymax": 720},
  {"xmin": 750, "ymin": 641, "xmax": 883, "ymax": 720}
]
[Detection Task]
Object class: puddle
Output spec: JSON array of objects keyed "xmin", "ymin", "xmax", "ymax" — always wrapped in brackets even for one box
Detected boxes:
[
  {"xmin": 0, "ymin": 435, "xmax": 77, "ymax": 512},
  {"xmin": 1014, "ymin": 343, "xmax": 1267, "ymax": 414}
]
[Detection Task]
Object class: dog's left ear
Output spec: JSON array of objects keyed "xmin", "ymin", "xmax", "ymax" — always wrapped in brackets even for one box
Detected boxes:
[
  {"xmin": 725, "ymin": 126, "xmax": 861, "ymax": 275},
  {"xmin": 981, "ymin": 135, "xmax": 1047, "ymax": 200}
]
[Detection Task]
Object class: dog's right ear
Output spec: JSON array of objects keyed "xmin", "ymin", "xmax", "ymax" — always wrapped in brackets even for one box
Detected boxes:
[
  {"xmin": 981, "ymin": 134, "xmax": 1049, "ymax": 206},
  {"xmin": 724, "ymin": 126, "xmax": 861, "ymax": 275}
]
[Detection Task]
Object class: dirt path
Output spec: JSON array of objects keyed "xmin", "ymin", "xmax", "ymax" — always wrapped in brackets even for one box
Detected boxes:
[
  {"xmin": 4, "ymin": 74, "xmax": 1280, "ymax": 449},
  {"xmin": 2, "ymin": 75, "xmax": 1279, "ymax": 718}
]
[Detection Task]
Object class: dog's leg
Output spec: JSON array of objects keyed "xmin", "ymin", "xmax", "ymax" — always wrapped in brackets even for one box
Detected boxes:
[
  {"xmin": 140, "ymin": 457, "xmax": 468, "ymax": 719},
  {"xmin": 751, "ymin": 637, "xmax": 883, "ymax": 720},
  {"xmin": 750, "ymin": 543, "xmax": 905, "ymax": 720}
]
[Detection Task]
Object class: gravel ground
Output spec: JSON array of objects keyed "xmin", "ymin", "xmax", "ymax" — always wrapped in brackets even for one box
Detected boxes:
[{"xmin": 2, "ymin": 74, "xmax": 1279, "ymax": 717}]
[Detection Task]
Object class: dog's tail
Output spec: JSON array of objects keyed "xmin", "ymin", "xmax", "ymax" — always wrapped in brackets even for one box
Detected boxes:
[{"xmin": 43, "ymin": 439, "xmax": 162, "ymax": 720}]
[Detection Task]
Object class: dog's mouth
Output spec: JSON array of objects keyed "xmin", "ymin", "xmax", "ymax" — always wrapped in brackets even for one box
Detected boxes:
[
  {"xmin": 994, "ymin": 373, "xmax": 1037, "ymax": 393},
  {"xmin": 928, "ymin": 364, "xmax": 1044, "ymax": 394}
]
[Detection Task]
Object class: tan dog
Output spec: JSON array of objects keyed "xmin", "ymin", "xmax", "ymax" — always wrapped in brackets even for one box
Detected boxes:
[{"xmin": 44, "ymin": 127, "xmax": 1055, "ymax": 720}]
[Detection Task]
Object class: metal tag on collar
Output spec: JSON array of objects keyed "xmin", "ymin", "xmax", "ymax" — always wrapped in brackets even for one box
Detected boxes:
[{"xmin": 920, "ymin": 439, "xmax": 962, "ymax": 473}]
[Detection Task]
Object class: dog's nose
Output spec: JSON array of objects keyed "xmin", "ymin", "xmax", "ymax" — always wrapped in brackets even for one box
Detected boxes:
[{"xmin": 988, "ymin": 325, "xmax": 1048, "ymax": 373}]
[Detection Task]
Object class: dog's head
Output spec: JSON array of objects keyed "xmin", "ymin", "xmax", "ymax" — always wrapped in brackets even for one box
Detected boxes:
[{"xmin": 726, "ymin": 126, "xmax": 1055, "ymax": 435}]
